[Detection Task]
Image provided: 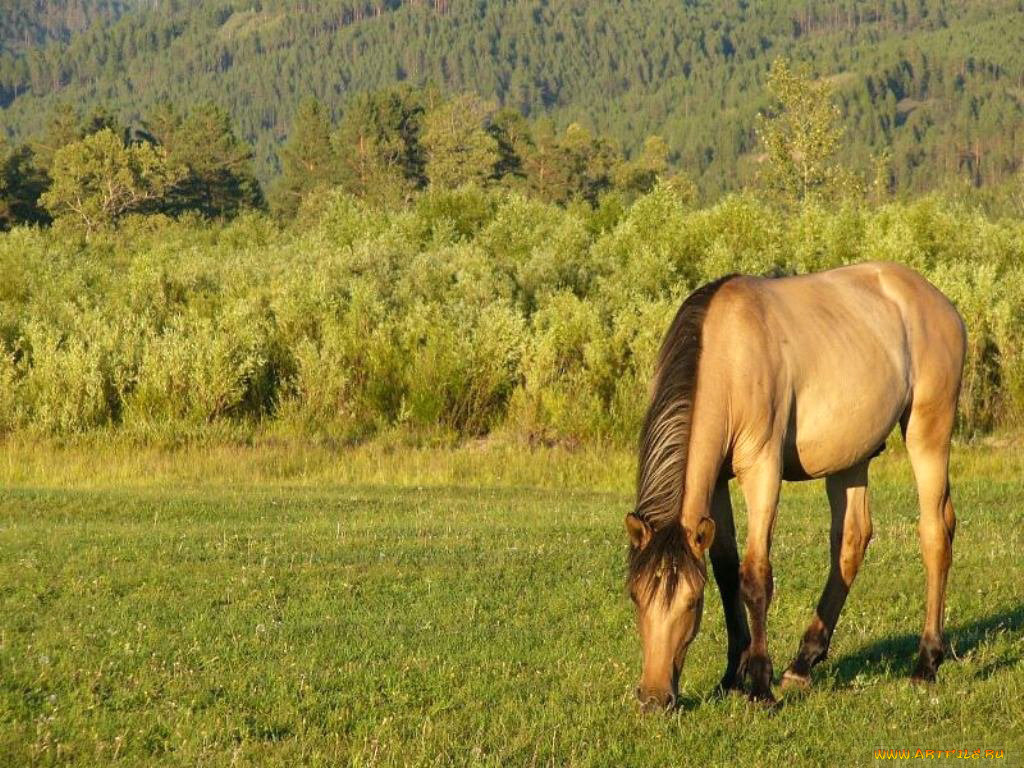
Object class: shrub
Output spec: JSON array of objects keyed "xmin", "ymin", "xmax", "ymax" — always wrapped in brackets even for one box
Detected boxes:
[
  {"xmin": 510, "ymin": 291, "xmax": 607, "ymax": 442},
  {"xmin": 17, "ymin": 319, "xmax": 119, "ymax": 435},
  {"xmin": 125, "ymin": 303, "xmax": 274, "ymax": 428},
  {"xmin": 2, "ymin": 187, "xmax": 1023, "ymax": 443},
  {"xmin": 402, "ymin": 301, "xmax": 526, "ymax": 435},
  {"xmin": 0, "ymin": 346, "xmax": 20, "ymax": 434}
]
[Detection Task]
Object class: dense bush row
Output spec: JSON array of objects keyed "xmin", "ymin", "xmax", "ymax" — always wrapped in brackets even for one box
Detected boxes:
[{"xmin": 1, "ymin": 183, "xmax": 1022, "ymax": 444}]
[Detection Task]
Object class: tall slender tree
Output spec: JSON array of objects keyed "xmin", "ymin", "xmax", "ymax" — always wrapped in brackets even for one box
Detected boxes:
[
  {"xmin": 755, "ymin": 58, "xmax": 853, "ymax": 201},
  {"xmin": 271, "ymin": 98, "xmax": 336, "ymax": 216},
  {"xmin": 489, "ymin": 107, "xmax": 532, "ymax": 185},
  {"xmin": 30, "ymin": 103, "xmax": 84, "ymax": 172},
  {"xmin": 333, "ymin": 85, "xmax": 430, "ymax": 206},
  {"xmin": 615, "ymin": 135, "xmax": 670, "ymax": 196}
]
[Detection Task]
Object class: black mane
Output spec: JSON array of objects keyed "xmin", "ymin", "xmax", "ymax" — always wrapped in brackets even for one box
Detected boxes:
[{"xmin": 628, "ymin": 275, "xmax": 735, "ymax": 600}]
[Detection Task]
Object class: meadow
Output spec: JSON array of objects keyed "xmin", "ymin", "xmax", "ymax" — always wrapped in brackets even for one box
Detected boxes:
[
  {"xmin": 2, "ymin": 182, "xmax": 1024, "ymax": 766},
  {"xmin": 0, "ymin": 439, "xmax": 1021, "ymax": 766}
]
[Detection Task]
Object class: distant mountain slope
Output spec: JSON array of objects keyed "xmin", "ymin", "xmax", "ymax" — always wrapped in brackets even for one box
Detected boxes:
[
  {"xmin": 2, "ymin": 0, "xmax": 1022, "ymax": 196},
  {"xmin": 0, "ymin": 1, "xmax": 133, "ymax": 54}
]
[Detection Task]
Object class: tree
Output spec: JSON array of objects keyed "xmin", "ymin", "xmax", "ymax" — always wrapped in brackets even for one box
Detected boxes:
[
  {"xmin": 31, "ymin": 102, "xmax": 125, "ymax": 172},
  {"xmin": 31, "ymin": 103, "xmax": 85, "ymax": 172},
  {"xmin": 40, "ymin": 129, "xmax": 184, "ymax": 234},
  {"xmin": 140, "ymin": 100, "xmax": 182, "ymax": 150},
  {"xmin": 870, "ymin": 147, "xmax": 893, "ymax": 203},
  {"xmin": 333, "ymin": 85, "xmax": 430, "ymax": 206},
  {"xmin": 0, "ymin": 138, "xmax": 48, "ymax": 229},
  {"xmin": 560, "ymin": 122, "xmax": 621, "ymax": 203},
  {"xmin": 522, "ymin": 119, "xmax": 572, "ymax": 203},
  {"xmin": 523, "ymin": 121, "xmax": 623, "ymax": 205},
  {"xmin": 489, "ymin": 107, "xmax": 532, "ymax": 184},
  {"xmin": 2, "ymin": 1, "xmax": 1023, "ymax": 198},
  {"xmin": 615, "ymin": 134, "xmax": 670, "ymax": 196},
  {"xmin": 80, "ymin": 105, "xmax": 126, "ymax": 142},
  {"xmin": 421, "ymin": 93, "xmax": 500, "ymax": 189},
  {"xmin": 755, "ymin": 58, "xmax": 852, "ymax": 201},
  {"xmin": 155, "ymin": 102, "xmax": 264, "ymax": 218},
  {"xmin": 271, "ymin": 98, "xmax": 337, "ymax": 216}
]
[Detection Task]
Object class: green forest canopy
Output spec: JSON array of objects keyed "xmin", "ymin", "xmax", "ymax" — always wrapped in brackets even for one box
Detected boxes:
[{"xmin": 1, "ymin": 0, "xmax": 1023, "ymax": 197}]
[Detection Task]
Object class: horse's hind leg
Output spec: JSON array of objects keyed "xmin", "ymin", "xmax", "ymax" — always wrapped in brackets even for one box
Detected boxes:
[
  {"xmin": 904, "ymin": 405, "xmax": 957, "ymax": 683},
  {"xmin": 708, "ymin": 476, "xmax": 751, "ymax": 693},
  {"xmin": 781, "ymin": 460, "xmax": 872, "ymax": 690}
]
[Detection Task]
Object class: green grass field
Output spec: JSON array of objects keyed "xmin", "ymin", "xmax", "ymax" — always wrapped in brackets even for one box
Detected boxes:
[{"xmin": 0, "ymin": 441, "xmax": 1021, "ymax": 766}]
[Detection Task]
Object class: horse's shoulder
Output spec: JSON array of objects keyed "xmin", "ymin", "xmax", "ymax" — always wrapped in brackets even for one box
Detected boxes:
[{"xmin": 702, "ymin": 276, "xmax": 775, "ymax": 344}]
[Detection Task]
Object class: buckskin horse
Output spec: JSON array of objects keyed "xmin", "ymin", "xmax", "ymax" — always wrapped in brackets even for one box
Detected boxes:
[{"xmin": 625, "ymin": 262, "xmax": 965, "ymax": 708}]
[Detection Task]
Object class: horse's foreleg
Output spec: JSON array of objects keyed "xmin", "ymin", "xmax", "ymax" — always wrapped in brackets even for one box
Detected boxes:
[
  {"xmin": 708, "ymin": 476, "xmax": 751, "ymax": 694},
  {"xmin": 782, "ymin": 460, "xmax": 872, "ymax": 690},
  {"xmin": 738, "ymin": 455, "xmax": 782, "ymax": 703},
  {"xmin": 905, "ymin": 409, "xmax": 956, "ymax": 683}
]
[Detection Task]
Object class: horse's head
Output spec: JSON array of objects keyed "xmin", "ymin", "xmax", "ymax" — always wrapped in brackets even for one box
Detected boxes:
[{"xmin": 625, "ymin": 513, "xmax": 714, "ymax": 711}]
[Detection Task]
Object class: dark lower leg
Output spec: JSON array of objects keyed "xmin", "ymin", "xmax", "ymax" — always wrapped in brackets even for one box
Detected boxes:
[
  {"xmin": 912, "ymin": 632, "xmax": 945, "ymax": 682},
  {"xmin": 709, "ymin": 482, "xmax": 750, "ymax": 692},
  {"xmin": 784, "ymin": 565, "xmax": 855, "ymax": 683},
  {"xmin": 740, "ymin": 558, "xmax": 775, "ymax": 701},
  {"xmin": 785, "ymin": 615, "xmax": 832, "ymax": 682},
  {"xmin": 785, "ymin": 468, "xmax": 870, "ymax": 687},
  {"xmin": 711, "ymin": 550, "xmax": 750, "ymax": 691}
]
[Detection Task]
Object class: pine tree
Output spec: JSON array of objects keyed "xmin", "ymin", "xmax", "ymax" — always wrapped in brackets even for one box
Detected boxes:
[
  {"xmin": 559, "ymin": 122, "xmax": 621, "ymax": 203},
  {"xmin": 523, "ymin": 119, "xmax": 572, "ymax": 204},
  {"xmin": 0, "ymin": 137, "xmax": 48, "ymax": 229},
  {"xmin": 81, "ymin": 105, "xmax": 126, "ymax": 142},
  {"xmin": 141, "ymin": 101, "xmax": 183, "ymax": 150},
  {"xmin": 271, "ymin": 98, "xmax": 336, "ymax": 217},
  {"xmin": 161, "ymin": 102, "xmax": 264, "ymax": 217},
  {"xmin": 31, "ymin": 103, "xmax": 85, "ymax": 171},
  {"xmin": 333, "ymin": 85, "xmax": 429, "ymax": 206},
  {"xmin": 615, "ymin": 135, "xmax": 669, "ymax": 196},
  {"xmin": 489, "ymin": 107, "xmax": 532, "ymax": 185}
]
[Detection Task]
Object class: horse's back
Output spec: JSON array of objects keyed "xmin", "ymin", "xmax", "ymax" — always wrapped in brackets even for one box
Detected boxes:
[
  {"xmin": 700, "ymin": 262, "xmax": 964, "ymax": 478},
  {"xmin": 805, "ymin": 262, "xmax": 966, "ymax": 409},
  {"xmin": 736, "ymin": 261, "xmax": 964, "ymax": 395}
]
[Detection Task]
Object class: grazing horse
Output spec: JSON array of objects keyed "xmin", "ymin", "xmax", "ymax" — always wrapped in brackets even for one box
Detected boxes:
[{"xmin": 625, "ymin": 262, "xmax": 965, "ymax": 708}]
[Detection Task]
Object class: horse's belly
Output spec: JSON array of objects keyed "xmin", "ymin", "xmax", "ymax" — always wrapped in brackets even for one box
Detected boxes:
[{"xmin": 783, "ymin": 374, "xmax": 908, "ymax": 479}]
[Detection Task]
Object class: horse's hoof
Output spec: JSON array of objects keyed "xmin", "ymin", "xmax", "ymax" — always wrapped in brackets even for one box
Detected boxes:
[
  {"xmin": 911, "ymin": 645, "xmax": 943, "ymax": 685},
  {"xmin": 714, "ymin": 680, "xmax": 745, "ymax": 698},
  {"xmin": 780, "ymin": 669, "xmax": 811, "ymax": 692},
  {"xmin": 747, "ymin": 687, "xmax": 777, "ymax": 706},
  {"xmin": 910, "ymin": 671, "xmax": 937, "ymax": 687},
  {"xmin": 749, "ymin": 694, "xmax": 778, "ymax": 708}
]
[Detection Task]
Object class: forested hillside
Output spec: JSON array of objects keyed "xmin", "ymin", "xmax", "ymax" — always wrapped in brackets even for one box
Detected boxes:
[
  {"xmin": 1, "ymin": 0, "xmax": 1023, "ymax": 196},
  {"xmin": 0, "ymin": 1, "xmax": 132, "ymax": 55}
]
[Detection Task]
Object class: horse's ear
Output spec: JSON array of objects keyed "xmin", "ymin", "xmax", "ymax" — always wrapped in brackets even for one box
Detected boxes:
[
  {"xmin": 625, "ymin": 514, "xmax": 652, "ymax": 550},
  {"xmin": 690, "ymin": 516, "xmax": 716, "ymax": 554}
]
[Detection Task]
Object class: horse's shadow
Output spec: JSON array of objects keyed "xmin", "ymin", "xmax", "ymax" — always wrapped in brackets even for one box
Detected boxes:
[
  {"xmin": 822, "ymin": 602, "xmax": 1024, "ymax": 687},
  {"xmin": 676, "ymin": 606, "xmax": 1022, "ymax": 713}
]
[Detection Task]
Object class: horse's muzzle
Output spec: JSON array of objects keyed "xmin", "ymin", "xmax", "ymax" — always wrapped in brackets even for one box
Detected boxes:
[{"xmin": 636, "ymin": 686, "xmax": 676, "ymax": 711}]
